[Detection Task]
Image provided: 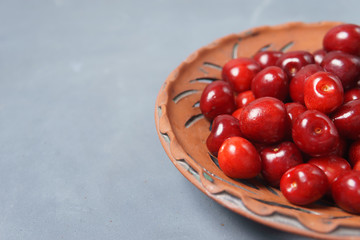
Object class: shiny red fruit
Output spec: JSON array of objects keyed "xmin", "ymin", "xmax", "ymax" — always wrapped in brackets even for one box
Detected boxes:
[
  {"xmin": 231, "ymin": 107, "xmax": 243, "ymax": 121},
  {"xmin": 308, "ymin": 156, "xmax": 351, "ymax": 186},
  {"xmin": 235, "ymin": 90, "xmax": 255, "ymax": 108},
  {"xmin": 251, "ymin": 66, "xmax": 289, "ymax": 101},
  {"xmin": 206, "ymin": 115, "xmax": 242, "ymax": 156},
  {"xmin": 260, "ymin": 141, "xmax": 303, "ymax": 187},
  {"xmin": 304, "ymin": 71, "xmax": 344, "ymax": 114},
  {"xmin": 349, "ymin": 140, "xmax": 360, "ymax": 166},
  {"xmin": 313, "ymin": 49, "xmax": 327, "ymax": 65},
  {"xmin": 253, "ymin": 50, "xmax": 283, "ymax": 69},
  {"xmin": 289, "ymin": 64, "xmax": 323, "ymax": 104},
  {"xmin": 332, "ymin": 170, "xmax": 360, "ymax": 214},
  {"xmin": 239, "ymin": 97, "xmax": 288, "ymax": 144},
  {"xmin": 331, "ymin": 99, "xmax": 360, "ymax": 141},
  {"xmin": 276, "ymin": 51, "xmax": 315, "ymax": 78},
  {"xmin": 344, "ymin": 88, "xmax": 360, "ymax": 103},
  {"xmin": 280, "ymin": 163, "xmax": 328, "ymax": 205},
  {"xmin": 285, "ymin": 102, "xmax": 306, "ymax": 126},
  {"xmin": 218, "ymin": 136, "xmax": 261, "ymax": 179},
  {"xmin": 199, "ymin": 81, "xmax": 236, "ymax": 120},
  {"xmin": 321, "ymin": 51, "xmax": 360, "ymax": 90},
  {"xmin": 323, "ymin": 23, "xmax": 360, "ymax": 56},
  {"xmin": 221, "ymin": 58, "xmax": 261, "ymax": 92},
  {"xmin": 292, "ymin": 110, "xmax": 339, "ymax": 157}
]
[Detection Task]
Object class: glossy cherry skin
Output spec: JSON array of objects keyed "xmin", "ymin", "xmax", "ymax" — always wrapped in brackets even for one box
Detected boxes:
[
  {"xmin": 251, "ymin": 66, "xmax": 289, "ymax": 101},
  {"xmin": 239, "ymin": 97, "xmax": 288, "ymax": 144},
  {"xmin": 276, "ymin": 51, "xmax": 315, "ymax": 78},
  {"xmin": 253, "ymin": 50, "xmax": 283, "ymax": 69},
  {"xmin": 349, "ymin": 140, "xmax": 360, "ymax": 166},
  {"xmin": 285, "ymin": 102, "xmax": 306, "ymax": 126},
  {"xmin": 289, "ymin": 64, "xmax": 323, "ymax": 104},
  {"xmin": 308, "ymin": 156, "xmax": 351, "ymax": 188},
  {"xmin": 323, "ymin": 23, "xmax": 360, "ymax": 56},
  {"xmin": 331, "ymin": 99, "xmax": 360, "ymax": 141},
  {"xmin": 218, "ymin": 136, "xmax": 261, "ymax": 179},
  {"xmin": 260, "ymin": 141, "xmax": 303, "ymax": 187},
  {"xmin": 313, "ymin": 49, "xmax": 327, "ymax": 65},
  {"xmin": 206, "ymin": 115, "xmax": 242, "ymax": 156},
  {"xmin": 304, "ymin": 71, "xmax": 344, "ymax": 114},
  {"xmin": 235, "ymin": 90, "xmax": 255, "ymax": 108},
  {"xmin": 332, "ymin": 170, "xmax": 360, "ymax": 214},
  {"xmin": 344, "ymin": 88, "xmax": 360, "ymax": 103},
  {"xmin": 221, "ymin": 58, "xmax": 261, "ymax": 92},
  {"xmin": 199, "ymin": 80, "xmax": 236, "ymax": 120},
  {"xmin": 280, "ymin": 163, "xmax": 328, "ymax": 205},
  {"xmin": 292, "ymin": 110, "xmax": 340, "ymax": 157},
  {"xmin": 231, "ymin": 107, "xmax": 243, "ymax": 121},
  {"xmin": 321, "ymin": 51, "xmax": 360, "ymax": 90}
]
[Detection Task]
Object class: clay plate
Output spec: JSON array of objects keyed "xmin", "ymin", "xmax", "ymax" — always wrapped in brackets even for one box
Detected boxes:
[{"xmin": 155, "ymin": 22, "xmax": 360, "ymax": 239}]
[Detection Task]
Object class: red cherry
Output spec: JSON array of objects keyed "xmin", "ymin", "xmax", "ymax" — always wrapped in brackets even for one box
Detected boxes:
[
  {"xmin": 349, "ymin": 140, "xmax": 360, "ymax": 166},
  {"xmin": 251, "ymin": 66, "xmax": 289, "ymax": 101},
  {"xmin": 235, "ymin": 90, "xmax": 255, "ymax": 108},
  {"xmin": 206, "ymin": 115, "xmax": 242, "ymax": 156},
  {"xmin": 221, "ymin": 58, "xmax": 261, "ymax": 92},
  {"xmin": 344, "ymin": 88, "xmax": 360, "ymax": 103},
  {"xmin": 289, "ymin": 64, "xmax": 323, "ymax": 104},
  {"xmin": 332, "ymin": 170, "xmax": 360, "ymax": 214},
  {"xmin": 239, "ymin": 97, "xmax": 288, "ymax": 144},
  {"xmin": 313, "ymin": 49, "xmax": 327, "ymax": 65},
  {"xmin": 321, "ymin": 51, "xmax": 360, "ymax": 90},
  {"xmin": 285, "ymin": 102, "xmax": 306, "ymax": 126},
  {"xmin": 331, "ymin": 99, "xmax": 360, "ymax": 141},
  {"xmin": 199, "ymin": 81, "xmax": 236, "ymax": 120},
  {"xmin": 218, "ymin": 136, "xmax": 261, "ymax": 179},
  {"xmin": 231, "ymin": 107, "xmax": 243, "ymax": 121},
  {"xmin": 308, "ymin": 156, "xmax": 351, "ymax": 186},
  {"xmin": 323, "ymin": 23, "xmax": 360, "ymax": 56},
  {"xmin": 304, "ymin": 71, "xmax": 344, "ymax": 114},
  {"xmin": 260, "ymin": 141, "xmax": 303, "ymax": 187},
  {"xmin": 292, "ymin": 110, "xmax": 340, "ymax": 157},
  {"xmin": 276, "ymin": 51, "xmax": 315, "ymax": 78},
  {"xmin": 280, "ymin": 163, "xmax": 328, "ymax": 205},
  {"xmin": 253, "ymin": 50, "xmax": 283, "ymax": 69}
]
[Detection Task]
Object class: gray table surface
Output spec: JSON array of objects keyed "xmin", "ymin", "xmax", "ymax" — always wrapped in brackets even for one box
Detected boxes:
[{"xmin": 1, "ymin": 0, "xmax": 360, "ymax": 239}]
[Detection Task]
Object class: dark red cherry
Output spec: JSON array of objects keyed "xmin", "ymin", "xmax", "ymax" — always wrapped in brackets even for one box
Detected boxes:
[
  {"xmin": 206, "ymin": 115, "xmax": 242, "ymax": 156},
  {"xmin": 313, "ymin": 49, "xmax": 327, "ymax": 65},
  {"xmin": 344, "ymin": 88, "xmax": 360, "ymax": 103},
  {"xmin": 260, "ymin": 141, "xmax": 303, "ymax": 187},
  {"xmin": 292, "ymin": 110, "xmax": 340, "ymax": 157},
  {"xmin": 349, "ymin": 140, "xmax": 360, "ymax": 166},
  {"xmin": 235, "ymin": 90, "xmax": 255, "ymax": 108},
  {"xmin": 308, "ymin": 156, "xmax": 351, "ymax": 186},
  {"xmin": 280, "ymin": 163, "xmax": 328, "ymax": 205},
  {"xmin": 285, "ymin": 102, "xmax": 306, "ymax": 126},
  {"xmin": 289, "ymin": 64, "xmax": 323, "ymax": 104},
  {"xmin": 253, "ymin": 50, "xmax": 283, "ymax": 69},
  {"xmin": 251, "ymin": 66, "xmax": 289, "ymax": 101},
  {"xmin": 304, "ymin": 71, "xmax": 344, "ymax": 114},
  {"xmin": 323, "ymin": 23, "xmax": 360, "ymax": 56},
  {"xmin": 239, "ymin": 97, "xmax": 288, "ymax": 144},
  {"xmin": 332, "ymin": 170, "xmax": 360, "ymax": 214},
  {"xmin": 331, "ymin": 99, "xmax": 360, "ymax": 141},
  {"xmin": 276, "ymin": 51, "xmax": 315, "ymax": 78},
  {"xmin": 221, "ymin": 58, "xmax": 261, "ymax": 92},
  {"xmin": 200, "ymin": 81, "xmax": 236, "ymax": 120},
  {"xmin": 321, "ymin": 51, "xmax": 360, "ymax": 90}
]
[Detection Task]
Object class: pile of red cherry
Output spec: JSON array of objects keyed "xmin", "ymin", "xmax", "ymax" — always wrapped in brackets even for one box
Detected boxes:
[{"xmin": 200, "ymin": 23, "xmax": 360, "ymax": 214}]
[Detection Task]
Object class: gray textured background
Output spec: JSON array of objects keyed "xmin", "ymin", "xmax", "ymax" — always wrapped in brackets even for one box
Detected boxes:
[{"xmin": 1, "ymin": 0, "xmax": 360, "ymax": 239}]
